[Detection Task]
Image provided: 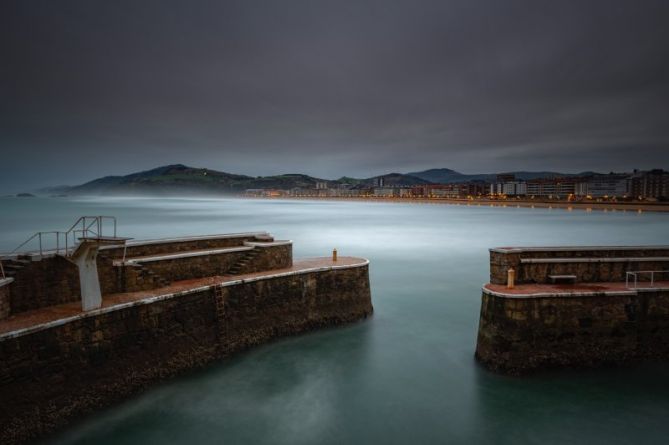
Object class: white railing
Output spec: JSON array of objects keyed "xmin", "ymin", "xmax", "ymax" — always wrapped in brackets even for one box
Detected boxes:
[
  {"xmin": 626, "ymin": 270, "xmax": 669, "ymax": 289},
  {"xmin": 0, "ymin": 216, "xmax": 117, "ymax": 279}
]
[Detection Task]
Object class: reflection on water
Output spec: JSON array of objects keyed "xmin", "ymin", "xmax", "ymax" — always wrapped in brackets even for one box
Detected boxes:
[{"xmin": 2, "ymin": 196, "xmax": 669, "ymax": 444}]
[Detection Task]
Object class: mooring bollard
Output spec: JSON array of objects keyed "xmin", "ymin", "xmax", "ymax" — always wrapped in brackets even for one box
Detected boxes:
[
  {"xmin": 507, "ymin": 268, "xmax": 515, "ymax": 289},
  {"xmin": 332, "ymin": 248, "xmax": 338, "ymax": 262}
]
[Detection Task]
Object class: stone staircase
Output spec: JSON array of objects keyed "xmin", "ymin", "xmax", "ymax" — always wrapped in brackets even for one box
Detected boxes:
[
  {"xmin": 228, "ymin": 248, "xmax": 259, "ymax": 275},
  {"xmin": 139, "ymin": 265, "xmax": 171, "ymax": 288}
]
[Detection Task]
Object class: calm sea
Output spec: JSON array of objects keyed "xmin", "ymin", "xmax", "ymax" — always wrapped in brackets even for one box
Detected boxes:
[{"xmin": 2, "ymin": 196, "xmax": 669, "ymax": 445}]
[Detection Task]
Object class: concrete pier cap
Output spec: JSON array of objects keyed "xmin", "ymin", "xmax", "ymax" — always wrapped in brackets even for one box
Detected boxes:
[{"xmin": 72, "ymin": 237, "xmax": 131, "ymax": 311}]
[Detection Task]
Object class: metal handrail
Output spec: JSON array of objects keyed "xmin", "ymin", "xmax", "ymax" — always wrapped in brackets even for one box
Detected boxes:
[
  {"xmin": 0, "ymin": 216, "xmax": 118, "ymax": 279},
  {"xmin": 626, "ymin": 270, "xmax": 669, "ymax": 289}
]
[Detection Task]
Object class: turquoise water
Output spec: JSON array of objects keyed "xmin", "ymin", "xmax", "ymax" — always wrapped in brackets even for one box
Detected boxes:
[{"xmin": 2, "ymin": 196, "xmax": 669, "ymax": 445}]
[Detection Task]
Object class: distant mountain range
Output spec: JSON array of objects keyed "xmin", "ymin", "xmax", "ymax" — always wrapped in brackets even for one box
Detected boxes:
[
  {"xmin": 37, "ymin": 164, "xmax": 601, "ymax": 196},
  {"xmin": 406, "ymin": 168, "xmax": 598, "ymax": 183}
]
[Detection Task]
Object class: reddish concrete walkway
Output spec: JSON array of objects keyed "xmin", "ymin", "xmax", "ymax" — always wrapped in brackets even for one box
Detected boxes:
[
  {"xmin": 0, "ymin": 256, "xmax": 366, "ymax": 336},
  {"xmin": 485, "ymin": 281, "xmax": 669, "ymax": 296}
]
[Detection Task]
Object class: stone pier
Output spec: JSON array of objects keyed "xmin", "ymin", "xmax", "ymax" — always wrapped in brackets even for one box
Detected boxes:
[
  {"xmin": 0, "ymin": 233, "xmax": 373, "ymax": 445},
  {"xmin": 476, "ymin": 246, "xmax": 669, "ymax": 374}
]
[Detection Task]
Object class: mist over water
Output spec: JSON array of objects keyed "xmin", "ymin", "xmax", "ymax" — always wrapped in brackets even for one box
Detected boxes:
[{"xmin": 2, "ymin": 196, "xmax": 669, "ymax": 445}]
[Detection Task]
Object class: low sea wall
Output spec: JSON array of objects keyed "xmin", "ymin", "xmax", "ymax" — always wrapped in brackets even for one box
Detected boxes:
[
  {"xmin": 490, "ymin": 246, "xmax": 669, "ymax": 284},
  {"xmin": 476, "ymin": 287, "xmax": 669, "ymax": 374},
  {"xmin": 0, "ymin": 261, "xmax": 372, "ymax": 445}
]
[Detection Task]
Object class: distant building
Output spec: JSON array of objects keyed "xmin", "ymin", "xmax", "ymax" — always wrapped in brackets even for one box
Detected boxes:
[
  {"xmin": 244, "ymin": 189, "xmax": 265, "ymax": 197},
  {"xmin": 244, "ymin": 189, "xmax": 285, "ymax": 197},
  {"xmin": 574, "ymin": 181, "xmax": 589, "ymax": 197},
  {"xmin": 373, "ymin": 187, "xmax": 396, "ymax": 197},
  {"xmin": 336, "ymin": 189, "xmax": 360, "ymax": 197},
  {"xmin": 585, "ymin": 174, "xmax": 630, "ymax": 198},
  {"xmin": 490, "ymin": 180, "xmax": 526, "ymax": 196},
  {"xmin": 411, "ymin": 182, "xmax": 489, "ymax": 198},
  {"xmin": 315, "ymin": 181, "xmax": 328, "ymax": 190},
  {"xmin": 461, "ymin": 181, "xmax": 489, "ymax": 197},
  {"xmin": 629, "ymin": 169, "xmax": 669, "ymax": 199},
  {"xmin": 526, "ymin": 178, "xmax": 579, "ymax": 198},
  {"xmin": 399, "ymin": 188, "xmax": 412, "ymax": 197}
]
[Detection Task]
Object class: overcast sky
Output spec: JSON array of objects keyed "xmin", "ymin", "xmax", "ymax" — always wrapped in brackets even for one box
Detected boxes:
[{"xmin": 1, "ymin": 0, "xmax": 668, "ymax": 191}]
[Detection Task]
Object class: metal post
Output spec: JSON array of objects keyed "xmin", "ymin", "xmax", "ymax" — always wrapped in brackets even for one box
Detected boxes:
[
  {"xmin": 626, "ymin": 272, "xmax": 629, "ymax": 288},
  {"xmin": 651, "ymin": 271, "xmax": 655, "ymax": 287},
  {"xmin": 38, "ymin": 233, "xmax": 42, "ymax": 258}
]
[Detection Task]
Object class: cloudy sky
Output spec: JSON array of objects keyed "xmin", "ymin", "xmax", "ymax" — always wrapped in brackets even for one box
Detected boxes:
[{"xmin": 1, "ymin": 0, "xmax": 668, "ymax": 191}]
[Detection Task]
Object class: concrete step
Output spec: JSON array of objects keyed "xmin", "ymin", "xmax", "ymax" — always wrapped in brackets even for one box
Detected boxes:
[
  {"xmin": 136, "ymin": 265, "xmax": 171, "ymax": 288},
  {"xmin": 9, "ymin": 259, "xmax": 30, "ymax": 265}
]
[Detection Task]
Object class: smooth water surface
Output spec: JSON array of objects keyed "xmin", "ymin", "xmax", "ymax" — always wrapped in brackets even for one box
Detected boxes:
[{"xmin": 2, "ymin": 196, "xmax": 669, "ymax": 445}]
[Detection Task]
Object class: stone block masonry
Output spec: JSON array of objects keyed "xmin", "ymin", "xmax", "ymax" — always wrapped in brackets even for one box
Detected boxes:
[
  {"xmin": 476, "ymin": 287, "xmax": 669, "ymax": 374},
  {"xmin": 0, "ymin": 260, "xmax": 372, "ymax": 445},
  {"xmin": 0, "ymin": 233, "xmax": 291, "ymax": 318},
  {"xmin": 476, "ymin": 245, "xmax": 669, "ymax": 374},
  {"xmin": 489, "ymin": 246, "xmax": 669, "ymax": 285},
  {"xmin": 0, "ymin": 279, "xmax": 12, "ymax": 319},
  {"xmin": 99, "ymin": 232, "xmax": 272, "ymax": 259},
  {"xmin": 7, "ymin": 255, "xmax": 80, "ymax": 315}
]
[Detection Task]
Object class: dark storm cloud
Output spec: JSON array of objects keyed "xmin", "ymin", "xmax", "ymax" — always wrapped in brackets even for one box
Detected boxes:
[{"xmin": 1, "ymin": 0, "xmax": 668, "ymax": 191}]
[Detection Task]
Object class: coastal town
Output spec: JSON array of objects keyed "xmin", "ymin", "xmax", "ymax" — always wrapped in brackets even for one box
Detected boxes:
[{"xmin": 244, "ymin": 169, "xmax": 669, "ymax": 202}]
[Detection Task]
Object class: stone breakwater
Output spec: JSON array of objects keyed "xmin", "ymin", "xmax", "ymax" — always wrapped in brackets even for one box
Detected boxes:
[
  {"xmin": 475, "ymin": 246, "xmax": 669, "ymax": 374},
  {"xmin": 0, "ymin": 232, "xmax": 372, "ymax": 445}
]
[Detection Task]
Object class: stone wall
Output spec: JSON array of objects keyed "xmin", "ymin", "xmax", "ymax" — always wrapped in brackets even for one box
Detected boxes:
[
  {"xmin": 98, "ymin": 233, "xmax": 270, "ymax": 260},
  {"xmin": 1, "ymin": 235, "xmax": 289, "ymax": 318},
  {"xmin": 96, "ymin": 234, "xmax": 270, "ymax": 294},
  {"xmin": 0, "ymin": 279, "xmax": 11, "ymax": 320},
  {"xmin": 114, "ymin": 249, "xmax": 249, "ymax": 293},
  {"xmin": 475, "ymin": 288, "xmax": 669, "ymax": 374},
  {"xmin": 0, "ymin": 263, "xmax": 372, "ymax": 445},
  {"xmin": 101, "ymin": 243, "xmax": 293, "ymax": 294},
  {"xmin": 232, "ymin": 243, "xmax": 293, "ymax": 275},
  {"xmin": 490, "ymin": 247, "xmax": 669, "ymax": 284},
  {"xmin": 216, "ymin": 263, "xmax": 371, "ymax": 354},
  {"xmin": 8, "ymin": 256, "xmax": 80, "ymax": 315}
]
